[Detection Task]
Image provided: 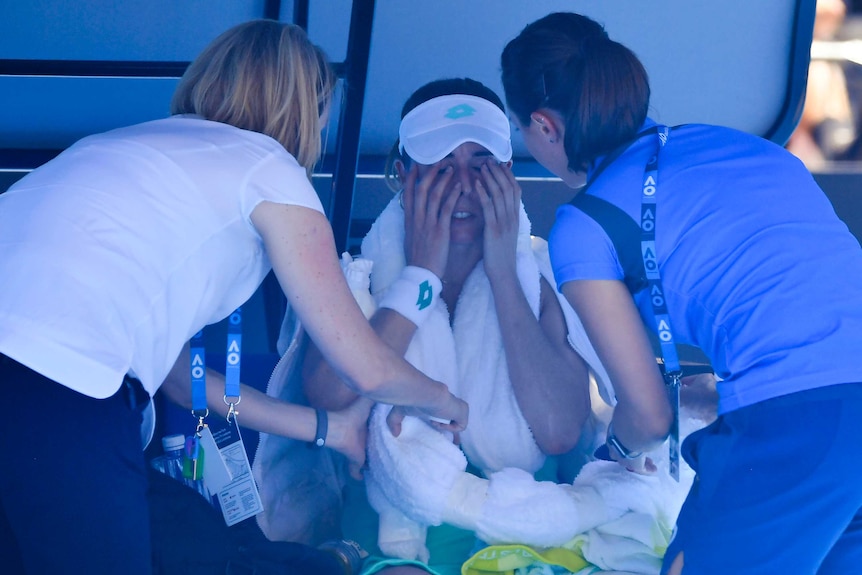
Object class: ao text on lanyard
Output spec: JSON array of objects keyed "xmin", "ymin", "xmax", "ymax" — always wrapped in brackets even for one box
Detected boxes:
[
  {"xmin": 186, "ymin": 307, "xmax": 243, "ymax": 482},
  {"xmin": 640, "ymin": 126, "xmax": 682, "ymax": 482},
  {"xmin": 190, "ymin": 307, "xmax": 243, "ymax": 429}
]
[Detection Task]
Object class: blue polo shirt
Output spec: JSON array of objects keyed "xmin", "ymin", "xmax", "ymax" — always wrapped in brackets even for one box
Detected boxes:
[{"xmin": 550, "ymin": 120, "xmax": 862, "ymax": 413}]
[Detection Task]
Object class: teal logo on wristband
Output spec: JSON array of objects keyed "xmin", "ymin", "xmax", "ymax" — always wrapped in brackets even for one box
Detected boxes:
[{"xmin": 416, "ymin": 280, "xmax": 433, "ymax": 310}]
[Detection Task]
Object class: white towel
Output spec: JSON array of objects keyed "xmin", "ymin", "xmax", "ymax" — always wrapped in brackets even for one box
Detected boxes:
[
  {"xmin": 362, "ymin": 194, "xmax": 547, "ymax": 474},
  {"xmin": 254, "ymin": 192, "xmax": 701, "ymax": 571},
  {"xmin": 361, "ymin": 195, "xmax": 618, "ymax": 560},
  {"xmin": 366, "ymin": 399, "xmax": 701, "ymax": 573}
]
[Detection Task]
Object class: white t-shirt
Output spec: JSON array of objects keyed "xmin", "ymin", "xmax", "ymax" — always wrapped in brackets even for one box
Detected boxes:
[{"xmin": 0, "ymin": 116, "xmax": 324, "ymax": 398}]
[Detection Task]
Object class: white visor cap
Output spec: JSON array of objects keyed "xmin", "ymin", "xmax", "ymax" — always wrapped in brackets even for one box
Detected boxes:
[{"xmin": 399, "ymin": 94, "xmax": 512, "ymax": 165}]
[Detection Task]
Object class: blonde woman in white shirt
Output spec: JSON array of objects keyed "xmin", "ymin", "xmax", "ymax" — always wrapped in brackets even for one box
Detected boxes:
[{"xmin": 0, "ymin": 20, "xmax": 466, "ymax": 575}]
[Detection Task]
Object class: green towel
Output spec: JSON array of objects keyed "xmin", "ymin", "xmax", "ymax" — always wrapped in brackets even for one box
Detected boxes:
[{"xmin": 461, "ymin": 543, "xmax": 593, "ymax": 575}]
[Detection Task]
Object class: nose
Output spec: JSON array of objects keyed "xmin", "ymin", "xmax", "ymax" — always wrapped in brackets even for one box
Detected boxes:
[{"xmin": 452, "ymin": 163, "xmax": 476, "ymax": 196}]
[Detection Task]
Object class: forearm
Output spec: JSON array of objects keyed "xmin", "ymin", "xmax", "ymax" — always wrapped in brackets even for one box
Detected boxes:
[
  {"xmin": 302, "ymin": 341, "xmax": 361, "ymax": 411},
  {"xmin": 252, "ymin": 202, "xmax": 463, "ymax": 427},
  {"xmin": 218, "ymin": 376, "xmax": 319, "ymax": 440},
  {"xmin": 160, "ymin": 347, "xmax": 315, "ymax": 439},
  {"xmin": 225, "ymin": 381, "xmax": 369, "ymax": 460},
  {"xmin": 491, "ymin": 275, "xmax": 590, "ymax": 454},
  {"xmin": 604, "ymin": 339, "xmax": 672, "ymax": 453},
  {"xmin": 303, "ymin": 307, "xmax": 420, "ymax": 410},
  {"xmin": 295, "ymin": 296, "xmax": 453, "ymax": 417},
  {"xmin": 608, "ymin": 399, "xmax": 671, "ymax": 454},
  {"xmin": 604, "ymin": 341, "xmax": 673, "ymax": 452},
  {"xmin": 160, "ymin": 348, "xmax": 363, "ymax": 456},
  {"xmin": 600, "ymin": 366, "xmax": 672, "ymax": 454},
  {"xmin": 561, "ymin": 280, "xmax": 672, "ymax": 454}
]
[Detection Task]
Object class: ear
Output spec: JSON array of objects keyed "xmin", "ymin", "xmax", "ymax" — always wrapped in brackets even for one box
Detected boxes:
[
  {"xmin": 394, "ymin": 159, "xmax": 407, "ymax": 183},
  {"xmin": 530, "ymin": 110, "xmax": 563, "ymax": 144}
]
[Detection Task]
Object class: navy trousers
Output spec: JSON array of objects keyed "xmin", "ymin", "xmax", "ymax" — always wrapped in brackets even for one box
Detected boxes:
[{"xmin": 0, "ymin": 354, "xmax": 152, "ymax": 575}]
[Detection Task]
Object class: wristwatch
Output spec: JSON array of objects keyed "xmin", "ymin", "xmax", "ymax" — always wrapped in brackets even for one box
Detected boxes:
[{"xmin": 606, "ymin": 424, "xmax": 643, "ymax": 460}]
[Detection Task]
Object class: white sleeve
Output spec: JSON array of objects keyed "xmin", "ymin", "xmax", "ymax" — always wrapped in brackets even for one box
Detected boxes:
[{"xmin": 241, "ymin": 151, "xmax": 324, "ymax": 223}]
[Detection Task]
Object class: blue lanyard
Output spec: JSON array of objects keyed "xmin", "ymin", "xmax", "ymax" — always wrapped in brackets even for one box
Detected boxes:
[
  {"xmin": 190, "ymin": 329, "xmax": 208, "ymax": 419},
  {"xmin": 189, "ymin": 306, "xmax": 243, "ymax": 428},
  {"xmin": 640, "ymin": 126, "xmax": 681, "ymax": 377},
  {"xmin": 225, "ymin": 308, "xmax": 242, "ymax": 400},
  {"xmin": 640, "ymin": 126, "xmax": 681, "ymax": 481}
]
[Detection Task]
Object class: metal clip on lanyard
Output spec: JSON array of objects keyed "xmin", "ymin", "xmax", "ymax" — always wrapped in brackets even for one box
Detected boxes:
[
  {"xmin": 187, "ymin": 328, "xmax": 209, "ymax": 480},
  {"xmin": 224, "ymin": 308, "xmax": 243, "ymax": 422},
  {"xmin": 640, "ymin": 126, "xmax": 681, "ymax": 482},
  {"xmin": 186, "ymin": 307, "xmax": 243, "ymax": 480}
]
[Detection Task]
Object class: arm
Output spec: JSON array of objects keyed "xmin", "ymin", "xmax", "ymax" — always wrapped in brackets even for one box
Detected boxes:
[
  {"xmin": 494, "ymin": 275, "xmax": 592, "ymax": 454},
  {"xmin": 561, "ymin": 279, "xmax": 672, "ymax": 454},
  {"xmin": 302, "ymin": 164, "xmax": 458, "ymax": 412},
  {"xmin": 680, "ymin": 371, "xmax": 719, "ymax": 424},
  {"xmin": 250, "ymin": 201, "xmax": 466, "ymax": 430},
  {"xmin": 477, "ymin": 160, "xmax": 591, "ymax": 454},
  {"xmin": 302, "ymin": 308, "xmax": 421, "ymax": 410},
  {"xmin": 160, "ymin": 342, "xmax": 368, "ymax": 474}
]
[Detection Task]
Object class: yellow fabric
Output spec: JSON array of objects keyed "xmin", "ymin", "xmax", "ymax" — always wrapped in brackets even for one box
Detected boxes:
[{"xmin": 461, "ymin": 543, "xmax": 593, "ymax": 575}]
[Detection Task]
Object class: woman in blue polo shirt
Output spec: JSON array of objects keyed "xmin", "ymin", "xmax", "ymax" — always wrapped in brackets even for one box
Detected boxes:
[{"xmin": 501, "ymin": 11, "xmax": 862, "ymax": 575}]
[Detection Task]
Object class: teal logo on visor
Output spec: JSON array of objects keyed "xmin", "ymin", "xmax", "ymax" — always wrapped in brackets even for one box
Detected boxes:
[{"xmin": 445, "ymin": 104, "xmax": 476, "ymax": 119}]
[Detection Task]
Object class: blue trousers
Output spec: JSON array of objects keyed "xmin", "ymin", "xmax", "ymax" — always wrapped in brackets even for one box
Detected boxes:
[
  {"xmin": 0, "ymin": 354, "xmax": 151, "ymax": 575},
  {"xmin": 662, "ymin": 382, "xmax": 862, "ymax": 574}
]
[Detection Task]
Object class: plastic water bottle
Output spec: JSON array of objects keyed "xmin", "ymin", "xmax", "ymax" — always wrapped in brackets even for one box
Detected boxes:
[
  {"xmin": 151, "ymin": 433, "xmax": 210, "ymax": 501},
  {"xmin": 151, "ymin": 433, "xmax": 185, "ymax": 480}
]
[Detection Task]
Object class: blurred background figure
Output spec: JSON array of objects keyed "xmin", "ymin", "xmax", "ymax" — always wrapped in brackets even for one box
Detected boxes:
[{"xmin": 787, "ymin": 0, "xmax": 859, "ymax": 167}]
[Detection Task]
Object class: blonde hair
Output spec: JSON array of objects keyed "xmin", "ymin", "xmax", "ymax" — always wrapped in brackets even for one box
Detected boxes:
[{"xmin": 171, "ymin": 19, "xmax": 335, "ymax": 173}]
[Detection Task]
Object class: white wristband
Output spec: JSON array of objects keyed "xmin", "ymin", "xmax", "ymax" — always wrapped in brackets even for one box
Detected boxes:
[{"xmin": 378, "ymin": 266, "xmax": 442, "ymax": 328}]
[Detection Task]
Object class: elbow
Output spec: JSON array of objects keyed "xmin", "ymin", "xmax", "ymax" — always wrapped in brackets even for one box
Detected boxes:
[
  {"xmin": 536, "ymin": 392, "xmax": 592, "ymax": 455},
  {"xmin": 341, "ymin": 355, "xmax": 395, "ymax": 401},
  {"xmin": 538, "ymin": 431, "xmax": 582, "ymax": 456},
  {"xmin": 336, "ymin": 369, "xmax": 379, "ymax": 400},
  {"xmin": 535, "ymin": 410, "xmax": 590, "ymax": 456},
  {"xmin": 300, "ymin": 357, "xmax": 361, "ymax": 410},
  {"xmin": 303, "ymin": 376, "xmax": 360, "ymax": 411},
  {"xmin": 343, "ymin": 373, "xmax": 378, "ymax": 397}
]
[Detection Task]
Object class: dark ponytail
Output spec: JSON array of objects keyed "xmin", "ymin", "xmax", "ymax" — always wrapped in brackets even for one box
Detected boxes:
[{"xmin": 502, "ymin": 12, "xmax": 650, "ymax": 172}]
